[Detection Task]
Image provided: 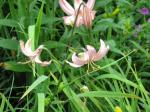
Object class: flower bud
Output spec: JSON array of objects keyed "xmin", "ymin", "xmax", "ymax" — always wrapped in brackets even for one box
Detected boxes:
[
  {"xmin": 80, "ymin": 85, "xmax": 89, "ymax": 93},
  {"xmin": 114, "ymin": 106, "xmax": 122, "ymax": 112},
  {"xmin": 82, "ymin": 6, "xmax": 92, "ymax": 28}
]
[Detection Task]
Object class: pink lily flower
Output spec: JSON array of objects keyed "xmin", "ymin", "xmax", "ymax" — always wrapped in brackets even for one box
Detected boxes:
[
  {"xmin": 66, "ymin": 39, "xmax": 109, "ymax": 67},
  {"xmin": 20, "ymin": 39, "xmax": 51, "ymax": 66},
  {"xmin": 59, "ymin": 0, "xmax": 96, "ymax": 27},
  {"xmin": 20, "ymin": 39, "xmax": 43, "ymax": 59},
  {"xmin": 34, "ymin": 55, "xmax": 51, "ymax": 67}
]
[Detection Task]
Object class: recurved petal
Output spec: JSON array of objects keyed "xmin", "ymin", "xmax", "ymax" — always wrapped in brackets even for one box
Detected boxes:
[
  {"xmin": 40, "ymin": 61, "xmax": 52, "ymax": 66},
  {"xmin": 24, "ymin": 39, "xmax": 32, "ymax": 54},
  {"xmin": 34, "ymin": 55, "xmax": 51, "ymax": 66},
  {"xmin": 66, "ymin": 60, "xmax": 84, "ymax": 67},
  {"xmin": 86, "ymin": 45, "xmax": 96, "ymax": 59},
  {"xmin": 59, "ymin": 0, "xmax": 75, "ymax": 15},
  {"xmin": 20, "ymin": 39, "xmax": 44, "ymax": 59},
  {"xmin": 72, "ymin": 52, "xmax": 89, "ymax": 65},
  {"xmin": 20, "ymin": 39, "xmax": 35, "ymax": 58},
  {"xmin": 31, "ymin": 45, "xmax": 44, "ymax": 58},
  {"xmin": 86, "ymin": 0, "xmax": 95, "ymax": 10},
  {"xmin": 20, "ymin": 40, "xmax": 28, "ymax": 56},
  {"xmin": 74, "ymin": 0, "xmax": 83, "ymax": 10},
  {"xmin": 93, "ymin": 39, "xmax": 109, "ymax": 61}
]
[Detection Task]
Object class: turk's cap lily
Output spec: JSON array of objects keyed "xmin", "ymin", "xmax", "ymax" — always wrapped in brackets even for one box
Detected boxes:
[
  {"xmin": 59, "ymin": 0, "xmax": 96, "ymax": 27},
  {"xmin": 66, "ymin": 39, "xmax": 109, "ymax": 68},
  {"xmin": 59, "ymin": 0, "xmax": 95, "ymax": 15},
  {"xmin": 34, "ymin": 55, "xmax": 52, "ymax": 67},
  {"xmin": 66, "ymin": 52, "xmax": 89, "ymax": 67},
  {"xmin": 20, "ymin": 39, "xmax": 43, "ymax": 59},
  {"xmin": 20, "ymin": 39, "xmax": 51, "ymax": 66}
]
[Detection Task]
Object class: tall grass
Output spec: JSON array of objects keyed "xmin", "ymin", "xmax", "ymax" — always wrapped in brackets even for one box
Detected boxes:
[{"xmin": 0, "ymin": 0, "xmax": 150, "ymax": 112}]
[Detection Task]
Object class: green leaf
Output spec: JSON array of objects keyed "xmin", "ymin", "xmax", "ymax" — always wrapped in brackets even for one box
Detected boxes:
[
  {"xmin": 38, "ymin": 93, "xmax": 45, "ymax": 112},
  {"xmin": 43, "ymin": 40, "xmax": 67, "ymax": 49},
  {"xmin": 93, "ymin": 19, "xmax": 116, "ymax": 32},
  {"xmin": 4, "ymin": 61, "xmax": 31, "ymax": 72},
  {"xmin": 35, "ymin": 2, "xmax": 44, "ymax": 47},
  {"xmin": 78, "ymin": 91, "xmax": 139, "ymax": 99},
  {"xmin": 20, "ymin": 75, "xmax": 48, "ymax": 100},
  {"xmin": 0, "ymin": 93, "xmax": 15, "ymax": 112},
  {"xmin": 107, "ymin": 40, "xmax": 123, "ymax": 54},
  {"xmin": 62, "ymin": 75, "xmax": 90, "ymax": 112},
  {"xmin": 28, "ymin": 25, "xmax": 35, "ymax": 50},
  {"xmin": 0, "ymin": 39, "xmax": 19, "ymax": 50},
  {"xmin": 96, "ymin": 74, "xmax": 138, "ymax": 88},
  {"xmin": 0, "ymin": 93, "xmax": 5, "ymax": 112},
  {"xmin": 95, "ymin": 0, "xmax": 112, "ymax": 8},
  {"xmin": 42, "ymin": 17, "xmax": 61, "ymax": 25},
  {"xmin": 94, "ymin": 18, "xmax": 123, "ymax": 32},
  {"xmin": 130, "ymin": 40, "xmax": 149, "ymax": 58},
  {"xmin": 118, "ymin": 0, "xmax": 133, "ymax": 7},
  {"xmin": 0, "ymin": 19, "xmax": 18, "ymax": 27}
]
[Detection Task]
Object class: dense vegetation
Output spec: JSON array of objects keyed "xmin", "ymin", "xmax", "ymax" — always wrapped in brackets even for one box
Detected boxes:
[{"xmin": 0, "ymin": 0, "xmax": 150, "ymax": 112}]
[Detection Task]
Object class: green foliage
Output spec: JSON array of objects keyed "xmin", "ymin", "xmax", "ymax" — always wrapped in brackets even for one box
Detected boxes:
[
  {"xmin": 20, "ymin": 75, "xmax": 48, "ymax": 100},
  {"xmin": 0, "ymin": 39, "xmax": 19, "ymax": 50},
  {"xmin": 0, "ymin": 0, "xmax": 150, "ymax": 112},
  {"xmin": 3, "ymin": 61, "xmax": 31, "ymax": 72}
]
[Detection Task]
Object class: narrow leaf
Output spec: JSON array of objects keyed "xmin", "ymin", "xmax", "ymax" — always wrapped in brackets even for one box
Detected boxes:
[
  {"xmin": 78, "ymin": 91, "xmax": 139, "ymax": 99},
  {"xmin": 20, "ymin": 75, "xmax": 48, "ymax": 100},
  {"xmin": 0, "ymin": 19, "xmax": 18, "ymax": 27},
  {"xmin": 0, "ymin": 39, "xmax": 19, "ymax": 50},
  {"xmin": 35, "ymin": 2, "xmax": 44, "ymax": 47},
  {"xmin": 4, "ymin": 61, "xmax": 31, "ymax": 72},
  {"xmin": 38, "ymin": 93, "xmax": 45, "ymax": 112}
]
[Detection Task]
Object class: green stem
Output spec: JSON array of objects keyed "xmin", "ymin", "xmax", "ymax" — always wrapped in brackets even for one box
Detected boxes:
[
  {"xmin": 107, "ymin": 27, "xmax": 112, "ymax": 40},
  {"xmin": 87, "ymin": 27, "xmax": 94, "ymax": 45}
]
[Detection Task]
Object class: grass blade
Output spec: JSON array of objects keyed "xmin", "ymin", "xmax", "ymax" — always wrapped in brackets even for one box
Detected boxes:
[
  {"xmin": 20, "ymin": 75, "xmax": 48, "ymax": 100},
  {"xmin": 38, "ymin": 93, "xmax": 45, "ymax": 112}
]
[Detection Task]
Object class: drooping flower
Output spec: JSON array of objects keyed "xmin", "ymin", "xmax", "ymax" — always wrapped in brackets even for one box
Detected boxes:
[
  {"xmin": 66, "ymin": 39, "xmax": 109, "ymax": 67},
  {"xmin": 59, "ymin": 0, "xmax": 96, "ymax": 27},
  {"xmin": 34, "ymin": 55, "xmax": 51, "ymax": 67},
  {"xmin": 82, "ymin": 6, "xmax": 93, "ymax": 28},
  {"xmin": 20, "ymin": 39, "xmax": 51, "ymax": 66},
  {"xmin": 20, "ymin": 39, "xmax": 43, "ymax": 59},
  {"xmin": 139, "ymin": 7, "xmax": 149, "ymax": 15}
]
